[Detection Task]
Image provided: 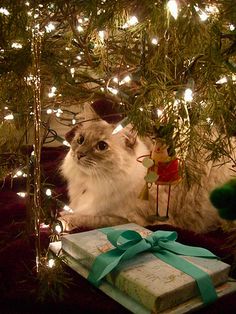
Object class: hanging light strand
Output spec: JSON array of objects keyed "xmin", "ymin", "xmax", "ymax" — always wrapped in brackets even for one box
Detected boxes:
[{"xmin": 31, "ymin": 8, "xmax": 43, "ymax": 273}]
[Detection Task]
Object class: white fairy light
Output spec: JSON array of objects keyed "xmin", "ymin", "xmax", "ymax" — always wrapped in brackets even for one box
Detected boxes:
[
  {"xmin": 139, "ymin": 107, "xmax": 144, "ymax": 112},
  {"xmin": 77, "ymin": 25, "xmax": 84, "ymax": 32},
  {"xmin": 184, "ymin": 88, "xmax": 193, "ymax": 102},
  {"xmin": 55, "ymin": 109, "xmax": 63, "ymax": 117},
  {"xmin": 129, "ymin": 16, "xmax": 138, "ymax": 26},
  {"xmin": 63, "ymin": 205, "xmax": 73, "ymax": 213},
  {"xmin": 216, "ymin": 76, "xmax": 227, "ymax": 84},
  {"xmin": 122, "ymin": 16, "xmax": 138, "ymax": 28},
  {"xmin": 100, "ymin": 87, "xmax": 105, "ymax": 92},
  {"xmin": 72, "ymin": 118, "xmax": 76, "ymax": 125},
  {"xmin": 17, "ymin": 192, "xmax": 27, "ymax": 198},
  {"xmin": 25, "ymin": 2, "xmax": 30, "ymax": 6},
  {"xmin": 48, "ymin": 258, "xmax": 55, "ymax": 268},
  {"xmin": 151, "ymin": 37, "xmax": 158, "ymax": 45},
  {"xmin": 157, "ymin": 109, "xmax": 163, "ymax": 117},
  {"xmin": 78, "ymin": 18, "xmax": 83, "ymax": 23},
  {"xmin": 70, "ymin": 67, "xmax": 75, "ymax": 78},
  {"xmin": 107, "ymin": 87, "xmax": 118, "ymax": 95},
  {"xmin": 54, "ymin": 224, "xmax": 62, "ymax": 234},
  {"xmin": 48, "ymin": 86, "xmax": 57, "ymax": 98},
  {"xmin": 120, "ymin": 75, "xmax": 131, "ymax": 85},
  {"xmin": 205, "ymin": 5, "xmax": 219, "ymax": 15},
  {"xmin": 113, "ymin": 77, "xmax": 119, "ymax": 83},
  {"xmin": 45, "ymin": 22, "xmax": 55, "ymax": 33},
  {"xmin": 199, "ymin": 11, "xmax": 208, "ymax": 21},
  {"xmin": 62, "ymin": 140, "xmax": 70, "ymax": 147},
  {"xmin": 112, "ymin": 117, "xmax": 129, "ymax": 134},
  {"xmin": 4, "ymin": 114, "xmax": 14, "ymax": 120},
  {"xmin": 45, "ymin": 188, "xmax": 52, "ymax": 197},
  {"xmin": 4, "ymin": 106, "xmax": 8, "ymax": 109},
  {"xmin": 0, "ymin": 7, "xmax": 10, "ymax": 15},
  {"xmin": 11, "ymin": 43, "xmax": 23, "ymax": 49},
  {"xmin": 76, "ymin": 55, "xmax": 82, "ymax": 60},
  {"xmin": 229, "ymin": 24, "xmax": 235, "ymax": 31},
  {"xmin": 98, "ymin": 30, "xmax": 105, "ymax": 42},
  {"xmin": 46, "ymin": 108, "xmax": 53, "ymax": 114},
  {"xmin": 167, "ymin": 0, "xmax": 178, "ymax": 20},
  {"xmin": 15, "ymin": 170, "xmax": 23, "ymax": 177}
]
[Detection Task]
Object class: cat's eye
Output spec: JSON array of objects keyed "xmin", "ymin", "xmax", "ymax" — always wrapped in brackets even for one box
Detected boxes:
[
  {"xmin": 96, "ymin": 141, "xmax": 108, "ymax": 151},
  {"xmin": 77, "ymin": 135, "xmax": 84, "ymax": 145}
]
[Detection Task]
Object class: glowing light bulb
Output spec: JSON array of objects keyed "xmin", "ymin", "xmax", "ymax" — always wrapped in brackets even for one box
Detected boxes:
[
  {"xmin": 63, "ymin": 205, "xmax": 73, "ymax": 213},
  {"xmin": 16, "ymin": 170, "xmax": 23, "ymax": 177},
  {"xmin": 45, "ymin": 188, "xmax": 52, "ymax": 196},
  {"xmin": 55, "ymin": 224, "xmax": 62, "ymax": 234},
  {"xmin": 77, "ymin": 25, "xmax": 84, "ymax": 32},
  {"xmin": 129, "ymin": 16, "xmax": 138, "ymax": 26},
  {"xmin": 11, "ymin": 43, "xmax": 22, "ymax": 49},
  {"xmin": 151, "ymin": 37, "xmax": 158, "ymax": 45},
  {"xmin": 112, "ymin": 117, "xmax": 129, "ymax": 134},
  {"xmin": 167, "ymin": 0, "xmax": 178, "ymax": 20},
  {"xmin": 63, "ymin": 140, "xmax": 70, "ymax": 147},
  {"xmin": 107, "ymin": 87, "xmax": 118, "ymax": 95},
  {"xmin": 123, "ymin": 16, "xmax": 138, "ymax": 28},
  {"xmin": 4, "ymin": 114, "xmax": 14, "ymax": 120},
  {"xmin": 70, "ymin": 67, "xmax": 75, "ymax": 77},
  {"xmin": 45, "ymin": 22, "xmax": 55, "ymax": 33},
  {"xmin": 216, "ymin": 77, "xmax": 227, "ymax": 84},
  {"xmin": 72, "ymin": 118, "xmax": 76, "ymax": 125},
  {"xmin": 230, "ymin": 24, "xmax": 235, "ymax": 31},
  {"xmin": 184, "ymin": 88, "xmax": 193, "ymax": 102},
  {"xmin": 113, "ymin": 77, "xmax": 119, "ymax": 83},
  {"xmin": 0, "ymin": 7, "xmax": 10, "ymax": 15},
  {"xmin": 98, "ymin": 30, "xmax": 105, "ymax": 42},
  {"xmin": 48, "ymin": 86, "xmax": 57, "ymax": 98},
  {"xmin": 46, "ymin": 108, "xmax": 53, "ymax": 114},
  {"xmin": 199, "ymin": 11, "xmax": 208, "ymax": 21},
  {"xmin": 120, "ymin": 75, "xmax": 131, "ymax": 85},
  {"xmin": 17, "ymin": 192, "xmax": 27, "ymax": 198},
  {"xmin": 76, "ymin": 55, "xmax": 82, "ymax": 60},
  {"xmin": 48, "ymin": 258, "xmax": 55, "ymax": 268},
  {"xmin": 157, "ymin": 109, "xmax": 163, "ymax": 117}
]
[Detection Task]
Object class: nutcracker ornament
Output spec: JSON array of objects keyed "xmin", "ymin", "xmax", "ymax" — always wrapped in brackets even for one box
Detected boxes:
[{"xmin": 138, "ymin": 139, "xmax": 182, "ymax": 221}]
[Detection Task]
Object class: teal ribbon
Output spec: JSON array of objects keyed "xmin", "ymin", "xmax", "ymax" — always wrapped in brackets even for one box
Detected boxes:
[{"xmin": 87, "ymin": 228, "xmax": 218, "ymax": 305}]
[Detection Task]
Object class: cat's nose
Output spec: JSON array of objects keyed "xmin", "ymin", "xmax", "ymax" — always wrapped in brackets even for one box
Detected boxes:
[{"xmin": 77, "ymin": 152, "xmax": 86, "ymax": 159}]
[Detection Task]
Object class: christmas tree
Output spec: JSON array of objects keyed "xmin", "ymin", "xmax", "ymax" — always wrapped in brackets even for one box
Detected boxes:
[{"xmin": 0, "ymin": 0, "xmax": 236, "ymax": 290}]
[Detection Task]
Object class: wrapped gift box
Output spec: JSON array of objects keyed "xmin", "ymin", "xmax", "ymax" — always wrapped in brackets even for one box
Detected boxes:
[{"xmin": 60, "ymin": 223, "xmax": 233, "ymax": 313}]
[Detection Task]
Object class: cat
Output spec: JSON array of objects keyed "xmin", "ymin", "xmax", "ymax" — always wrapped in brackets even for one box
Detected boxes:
[
  {"xmin": 59, "ymin": 118, "xmax": 236, "ymax": 233},
  {"xmin": 59, "ymin": 118, "xmax": 155, "ymax": 231}
]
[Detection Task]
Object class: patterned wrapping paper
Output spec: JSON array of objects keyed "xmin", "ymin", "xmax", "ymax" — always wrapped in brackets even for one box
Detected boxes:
[{"xmin": 61, "ymin": 223, "xmax": 230, "ymax": 313}]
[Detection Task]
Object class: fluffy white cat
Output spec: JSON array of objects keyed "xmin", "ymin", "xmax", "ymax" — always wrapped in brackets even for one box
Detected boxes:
[{"xmin": 60, "ymin": 118, "xmax": 235, "ymax": 233}]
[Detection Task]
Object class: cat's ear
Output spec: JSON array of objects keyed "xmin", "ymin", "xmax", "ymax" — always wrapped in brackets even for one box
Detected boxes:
[
  {"xmin": 123, "ymin": 128, "xmax": 137, "ymax": 149},
  {"xmin": 65, "ymin": 125, "xmax": 81, "ymax": 143}
]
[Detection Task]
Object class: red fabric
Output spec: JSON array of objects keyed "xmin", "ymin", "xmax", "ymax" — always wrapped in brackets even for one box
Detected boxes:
[
  {"xmin": 155, "ymin": 158, "xmax": 180, "ymax": 183},
  {"xmin": 0, "ymin": 146, "xmax": 236, "ymax": 313}
]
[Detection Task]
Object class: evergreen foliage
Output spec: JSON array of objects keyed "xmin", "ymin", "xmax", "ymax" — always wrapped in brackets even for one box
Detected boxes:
[{"xmin": 0, "ymin": 0, "xmax": 236, "ymax": 176}]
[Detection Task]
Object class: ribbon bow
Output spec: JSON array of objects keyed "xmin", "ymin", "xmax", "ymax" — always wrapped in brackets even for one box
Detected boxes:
[{"xmin": 88, "ymin": 228, "xmax": 218, "ymax": 305}]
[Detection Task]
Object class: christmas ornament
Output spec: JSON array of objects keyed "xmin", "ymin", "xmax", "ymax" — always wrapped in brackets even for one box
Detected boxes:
[{"xmin": 138, "ymin": 139, "xmax": 182, "ymax": 221}]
